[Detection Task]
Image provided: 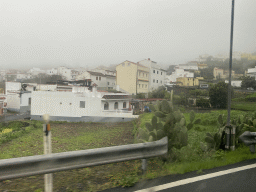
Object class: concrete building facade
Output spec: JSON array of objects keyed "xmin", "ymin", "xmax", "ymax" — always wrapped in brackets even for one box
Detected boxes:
[
  {"xmin": 138, "ymin": 58, "xmax": 166, "ymax": 91},
  {"xmin": 116, "ymin": 60, "xmax": 149, "ymax": 95}
]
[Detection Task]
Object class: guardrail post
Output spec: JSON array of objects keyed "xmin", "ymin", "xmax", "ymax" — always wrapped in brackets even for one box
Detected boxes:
[
  {"xmin": 43, "ymin": 123, "xmax": 52, "ymax": 192},
  {"xmin": 225, "ymin": 126, "xmax": 231, "ymax": 150},
  {"xmin": 230, "ymin": 126, "xmax": 235, "ymax": 151},
  {"xmin": 43, "ymin": 114, "xmax": 53, "ymax": 192},
  {"xmin": 142, "ymin": 159, "xmax": 147, "ymax": 175}
]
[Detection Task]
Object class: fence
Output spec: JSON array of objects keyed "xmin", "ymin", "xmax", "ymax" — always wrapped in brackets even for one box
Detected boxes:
[{"xmin": 0, "ymin": 136, "xmax": 168, "ymax": 181}]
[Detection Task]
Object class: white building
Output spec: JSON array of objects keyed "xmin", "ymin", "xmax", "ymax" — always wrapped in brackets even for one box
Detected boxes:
[
  {"xmin": 28, "ymin": 68, "xmax": 46, "ymax": 76},
  {"xmin": 91, "ymin": 67, "xmax": 116, "ymax": 76},
  {"xmin": 5, "ymin": 82, "xmax": 32, "ymax": 112},
  {"xmin": 175, "ymin": 63, "xmax": 198, "ymax": 71},
  {"xmin": 225, "ymin": 80, "xmax": 242, "ymax": 87},
  {"xmin": 166, "ymin": 69, "xmax": 194, "ymax": 83},
  {"xmin": 138, "ymin": 58, "xmax": 166, "ymax": 91},
  {"xmin": 6, "ymin": 91, "xmax": 32, "ymax": 113},
  {"xmin": 247, "ymin": 66, "xmax": 256, "ymax": 80},
  {"xmin": 5, "ymin": 82, "xmax": 21, "ymax": 94},
  {"xmin": 76, "ymin": 71, "xmax": 116, "ymax": 90},
  {"xmin": 46, "ymin": 68, "xmax": 58, "ymax": 76},
  {"xmin": 31, "ymin": 86, "xmax": 138, "ymax": 122},
  {"xmin": 57, "ymin": 66, "xmax": 72, "ymax": 80},
  {"xmin": 0, "ymin": 70, "xmax": 6, "ymax": 82}
]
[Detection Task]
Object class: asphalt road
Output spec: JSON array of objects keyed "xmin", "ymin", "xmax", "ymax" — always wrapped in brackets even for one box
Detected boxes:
[{"xmin": 101, "ymin": 159, "xmax": 256, "ymax": 192}]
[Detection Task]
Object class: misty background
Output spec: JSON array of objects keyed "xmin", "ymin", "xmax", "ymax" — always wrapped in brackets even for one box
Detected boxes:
[{"xmin": 0, "ymin": 0, "xmax": 255, "ymax": 70}]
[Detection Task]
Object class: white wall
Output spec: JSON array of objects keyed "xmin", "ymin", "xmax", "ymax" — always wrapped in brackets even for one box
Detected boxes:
[
  {"xmin": 6, "ymin": 93, "xmax": 20, "ymax": 111},
  {"xmin": 31, "ymin": 91, "xmax": 102, "ymax": 117},
  {"xmin": 139, "ymin": 59, "xmax": 166, "ymax": 91},
  {"xmin": 106, "ymin": 77, "xmax": 116, "ymax": 89},
  {"xmin": 20, "ymin": 92, "xmax": 31, "ymax": 107},
  {"xmin": 5, "ymin": 82, "xmax": 21, "ymax": 94},
  {"xmin": 225, "ymin": 80, "xmax": 242, "ymax": 87},
  {"xmin": 31, "ymin": 91, "xmax": 133, "ymax": 118}
]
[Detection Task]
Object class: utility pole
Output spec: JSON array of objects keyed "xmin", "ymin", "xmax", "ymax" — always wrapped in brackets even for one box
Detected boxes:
[
  {"xmin": 227, "ymin": 0, "xmax": 235, "ymax": 126},
  {"xmin": 226, "ymin": 0, "xmax": 235, "ymax": 151}
]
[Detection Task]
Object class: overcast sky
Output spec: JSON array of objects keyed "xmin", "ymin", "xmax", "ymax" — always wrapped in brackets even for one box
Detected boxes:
[{"xmin": 0, "ymin": 0, "xmax": 256, "ymax": 70}]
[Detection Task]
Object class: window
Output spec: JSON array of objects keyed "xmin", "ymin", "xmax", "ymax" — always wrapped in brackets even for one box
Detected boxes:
[
  {"xmin": 80, "ymin": 101, "xmax": 85, "ymax": 108},
  {"xmin": 28, "ymin": 98, "xmax": 31, "ymax": 105},
  {"xmin": 139, "ymin": 72, "xmax": 141, "ymax": 76},
  {"xmin": 157, "ymin": 80, "xmax": 158, "ymax": 83},
  {"xmin": 99, "ymin": 77, "xmax": 101, "ymax": 81},
  {"xmin": 123, "ymin": 102, "xmax": 126, "ymax": 108},
  {"xmin": 104, "ymin": 102, "xmax": 109, "ymax": 110},
  {"xmin": 153, "ymin": 79, "xmax": 155, "ymax": 83},
  {"xmin": 161, "ymin": 80, "xmax": 162, "ymax": 84},
  {"xmin": 157, "ymin": 71, "xmax": 159, "ymax": 74},
  {"xmin": 145, "ymin": 85, "xmax": 147, "ymax": 88},
  {"xmin": 142, "ymin": 84, "xmax": 144, "ymax": 88},
  {"xmin": 139, "ymin": 84, "xmax": 140, "ymax": 88},
  {"xmin": 114, "ymin": 102, "xmax": 118, "ymax": 110},
  {"xmin": 107, "ymin": 82, "xmax": 110, "ymax": 85},
  {"xmin": 96, "ymin": 77, "xmax": 98, "ymax": 80},
  {"xmin": 153, "ymin": 70, "xmax": 155, "ymax": 73}
]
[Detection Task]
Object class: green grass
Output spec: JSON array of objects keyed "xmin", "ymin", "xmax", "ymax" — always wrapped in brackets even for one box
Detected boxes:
[
  {"xmin": 165, "ymin": 145, "xmax": 256, "ymax": 175},
  {"xmin": 0, "ymin": 121, "xmax": 138, "ymax": 192},
  {"xmin": 2, "ymin": 109, "xmax": 256, "ymax": 191},
  {"xmin": 231, "ymin": 102, "xmax": 256, "ymax": 111}
]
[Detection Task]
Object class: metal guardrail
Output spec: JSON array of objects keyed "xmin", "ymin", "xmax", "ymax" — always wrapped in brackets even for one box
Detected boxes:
[{"xmin": 0, "ymin": 137, "xmax": 168, "ymax": 181}]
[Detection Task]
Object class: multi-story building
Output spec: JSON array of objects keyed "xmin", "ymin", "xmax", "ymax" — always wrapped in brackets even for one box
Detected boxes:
[
  {"xmin": 247, "ymin": 66, "xmax": 256, "ymax": 80},
  {"xmin": 46, "ymin": 68, "xmax": 58, "ymax": 76},
  {"xmin": 57, "ymin": 66, "xmax": 72, "ymax": 80},
  {"xmin": 213, "ymin": 67, "xmax": 235, "ymax": 79},
  {"xmin": 175, "ymin": 63, "xmax": 198, "ymax": 71},
  {"xmin": 138, "ymin": 58, "xmax": 166, "ymax": 91},
  {"xmin": 197, "ymin": 63, "xmax": 208, "ymax": 69},
  {"xmin": 116, "ymin": 60, "xmax": 149, "ymax": 95},
  {"xmin": 0, "ymin": 70, "xmax": 6, "ymax": 82},
  {"xmin": 28, "ymin": 67, "xmax": 46, "ymax": 76},
  {"xmin": 166, "ymin": 69, "xmax": 194, "ymax": 83},
  {"xmin": 76, "ymin": 71, "xmax": 116, "ymax": 90},
  {"xmin": 176, "ymin": 77, "xmax": 199, "ymax": 87},
  {"xmin": 91, "ymin": 66, "xmax": 116, "ymax": 76}
]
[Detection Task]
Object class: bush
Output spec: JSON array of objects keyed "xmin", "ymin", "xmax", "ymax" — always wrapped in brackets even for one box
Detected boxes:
[{"xmin": 196, "ymin": 98, "xmax": 210, "ymax": 108}]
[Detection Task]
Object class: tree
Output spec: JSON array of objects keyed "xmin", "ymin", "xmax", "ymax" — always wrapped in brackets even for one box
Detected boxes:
[
  {"xmin": 199, "ymin": 66, "xmax": 214, "ymax": 80},
  {"xmin": 241, "ymin": 76, "xmax": 256, "ymax": 89},
  {"xmin": 196, "ymin": 98, "xmax": 210, "ymax": 108},
  {"xmin": 209, "ymin": 81, "xmax": 233, "ymax": 108},
  {"xmin": 148, "ymin": 86, "xmax": 166, "ymax": 98}
]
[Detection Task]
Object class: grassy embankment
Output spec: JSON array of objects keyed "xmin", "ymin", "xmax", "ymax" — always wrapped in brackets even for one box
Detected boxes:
[
  {"xmin": 1, "ymin": 110, "xmax": 256, "ymax": 191},
  {"xmin": 231, "ymin": 92, "xmax": 256, "ymax": 111},
  {"xmin": 0, "ymin": 121, "xmax": 144, "ymax": 192}
]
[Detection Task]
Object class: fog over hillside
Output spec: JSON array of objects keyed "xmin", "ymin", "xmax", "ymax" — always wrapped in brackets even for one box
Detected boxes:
[{"xmin": 1, "ymin": 0, "xmax": 256, "ymax": 70}]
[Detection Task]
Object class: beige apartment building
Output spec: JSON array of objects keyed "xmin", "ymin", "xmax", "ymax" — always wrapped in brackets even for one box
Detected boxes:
[
  {"xmin": 176, "ymin": 77, "xmax": 199, "ymax": 87},
  {"xmin": 116, "ymin": 61, "xmax": 149, "ymax": 95}
]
